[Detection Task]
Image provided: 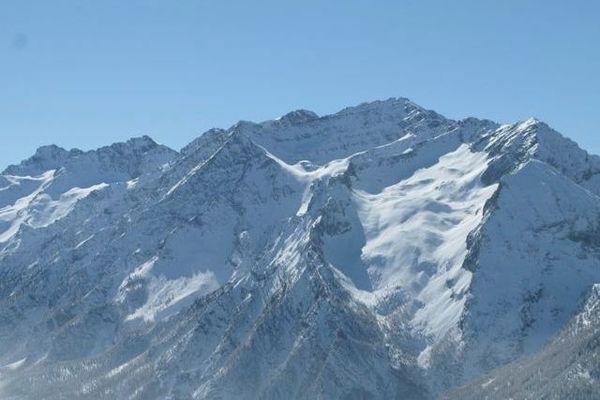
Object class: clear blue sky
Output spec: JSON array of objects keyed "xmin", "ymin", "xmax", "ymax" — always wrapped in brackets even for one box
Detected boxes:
[{"xmin": 1, "ymin": 0, "xmax": 599, "ymax": 169}]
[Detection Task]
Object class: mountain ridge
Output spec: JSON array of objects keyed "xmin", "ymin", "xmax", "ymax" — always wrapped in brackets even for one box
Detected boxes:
[{"xmin": 0, "ymin": 97, "xmax": 598, "ymax": 399}]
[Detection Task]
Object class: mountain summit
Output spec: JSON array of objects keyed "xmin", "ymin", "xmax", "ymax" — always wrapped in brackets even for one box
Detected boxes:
[{"xmin": 0, "ymin": 98, "xmax": 598, "ymax": 399}]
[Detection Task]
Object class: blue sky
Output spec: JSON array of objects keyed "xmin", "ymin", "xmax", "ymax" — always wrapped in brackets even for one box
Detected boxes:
[{"xmin": 1, "ymin": 0, "xmax": 599, "ymax": 169}]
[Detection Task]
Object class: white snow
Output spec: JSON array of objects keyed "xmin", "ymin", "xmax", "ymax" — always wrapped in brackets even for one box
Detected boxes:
[
  {"xmin": 0, "ymin": 169, "xmax": 108, "ymax": 242},
  {"xmin": 125, "ymin": 269, "xmax": 219, "ymax": 322},
  {"xmin": 0, "ymin": 170, "xmax": 55, "ymax": 242},
  {"xmin": 0, "ymin": 358, "xmax": 26, "ymax": 371},
  {"xmin": 126, "ymin": 178, "xmax": 139, "ymax": 189},
  {"xmin": 28, "ymin": 182, "xmax": 109, "ymax": 228},
  {"xmin": 74, "ymin": 234, "xmax": 95, "ymax": 249},
  {"xmin": 353, "ymin": 144, "xmax": 497, "ymax": 341},
  {"xmin": 117, "ymin": 255, "xmax": 221, "ymax": 323},
  {"xmin": 481, "ymin": 377, "xmax": 496, "ymax": 388}
]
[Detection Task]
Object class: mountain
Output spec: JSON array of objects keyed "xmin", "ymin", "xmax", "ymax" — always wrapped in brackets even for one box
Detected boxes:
[
  {"xmin": 444, "ymin": 284, "xmax": 600, "ymax": 399},
  {"xmin": 0, "ymin": 98, "xmax": 598, "ymax": 399}
]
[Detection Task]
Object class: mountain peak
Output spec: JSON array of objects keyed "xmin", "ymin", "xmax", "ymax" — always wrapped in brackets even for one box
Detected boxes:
[
  {"xmin": 275, "ymin": 109, "xmax": 319, "ymax": 125},
  {"xmin": 514, "ymin": 117, "xmax": 549, "ymax": 132},
  {"xmin": 3, "ymin": 144, "xmax": 79, "ymax": 176},
  {"xmin": 33, "ymin": 144, "xmax": 73, "ymax": 157},
  {"xmin": 99, "ymin": 134, "xmax": 171, "ymax": 157},
  {"xmin": 3, "ymin": 135, "xmax": 176, "ymax": 177},
  {"xmin": 180, "ymin": 128, "xmax": 228, "ymax": 156},
  {"xmin": 123, "ymin": 134, "xmax": 159, "ymax": 149},
  {"xmin": 334, "ymin": 97, "xmax": 415, "ymax": 117}
]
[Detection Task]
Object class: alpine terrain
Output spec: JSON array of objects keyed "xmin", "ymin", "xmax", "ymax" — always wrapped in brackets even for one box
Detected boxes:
[{"xmin": 0, "ymin": 98, "xmax": 598, "ymax": 399}]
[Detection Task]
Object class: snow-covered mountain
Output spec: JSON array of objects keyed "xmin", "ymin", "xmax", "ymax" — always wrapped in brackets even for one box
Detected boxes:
[
  {"xmin": 0, "ymin": 98, "xmax": 598, "ymax": 399},
  {"xmin": 445, "ymin": 284, "xmax": 600, "ymax": 400}
]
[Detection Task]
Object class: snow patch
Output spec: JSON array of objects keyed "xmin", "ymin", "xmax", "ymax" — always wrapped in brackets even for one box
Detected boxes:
[{"xmin": 126, "ymin": 270, "xmax": 219, "ymax": 322}]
